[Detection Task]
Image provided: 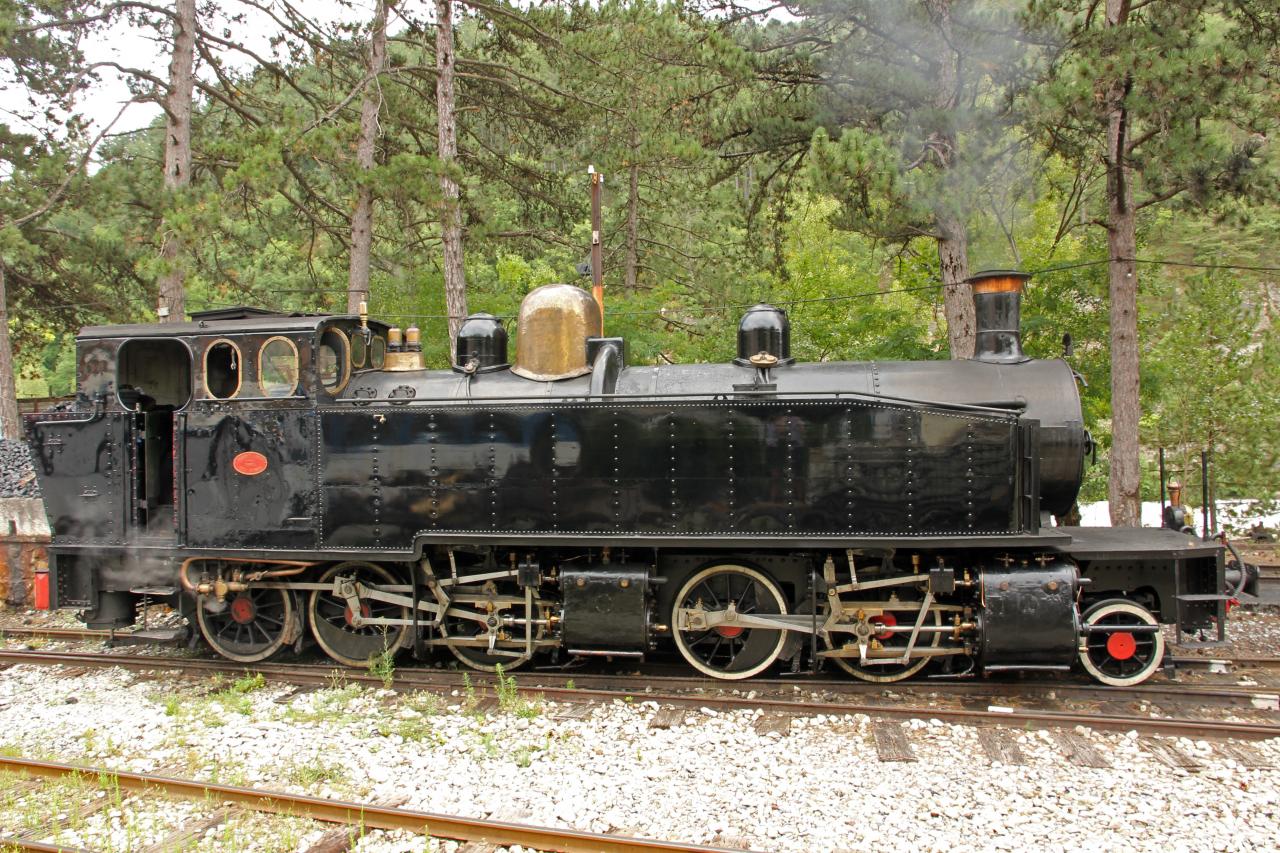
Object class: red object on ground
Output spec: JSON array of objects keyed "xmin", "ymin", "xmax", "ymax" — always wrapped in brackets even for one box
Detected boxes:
[
  {"xmin": 1106, "ymin": 631, "xmax": 1137, "ymax": 660},
  {"xmin": 33, "ymin": 570, "xmax": 50, "ymax": 610}
]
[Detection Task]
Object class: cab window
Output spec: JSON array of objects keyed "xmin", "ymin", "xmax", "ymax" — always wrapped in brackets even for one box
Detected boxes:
[
  {"xmin": 350, "ymin": 332, "xmax": 367, "ymax": 369},
  {"xmin": 258, "ymin": 336, "xmax": 299, "ymax": 397},
  {"xmin": 370, "ymin": 335, "xmax": 386, "ymax": 369},
  {"xmin": 318, "ymin": 328, "xmax": 351, "ymax": 394},
  {"xmin": 117, "ymin": 338, "xmax": 191, "ymax": 410},
  {"xmin": 204, "ymin": 339, "xmax": 241, "ymax": 399}
]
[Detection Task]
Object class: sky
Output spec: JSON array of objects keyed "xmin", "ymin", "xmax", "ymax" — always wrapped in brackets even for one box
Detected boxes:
[{"xmin": 0, "ymin": 1, "xmax": 376, "ymax": 156}]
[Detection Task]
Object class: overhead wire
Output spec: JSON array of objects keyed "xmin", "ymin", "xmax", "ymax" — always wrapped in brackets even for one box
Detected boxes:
[{"xmin": 254, "ymin": 255, "xmax": 1279, "ymax": 323}]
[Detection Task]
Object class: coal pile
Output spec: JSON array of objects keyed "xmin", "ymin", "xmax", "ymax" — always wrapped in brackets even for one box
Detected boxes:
[{"xmin": 0, "ymin": 438, "xmax": 40, "ymax": 498}]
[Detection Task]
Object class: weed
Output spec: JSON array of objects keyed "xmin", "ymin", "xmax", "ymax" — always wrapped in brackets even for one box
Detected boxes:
[
  {"xmin": 405, "ymin": 690, "xmax": 443, "ymax": 716},
  {"xmin": 477, "ymin": 731, "xmax": 499, "ymax": 758},
  {"xmin": 213, "ymin": 691, "xmax": 252, "ymax": 716},
  {"xmin": 284, "ymin": 756, "xmax": 346, "ymax": 789},
  {"xmin": 206, "ymin": 758, "xmax": 250, "ymax": 787},
  {"xmin": 462, "ymin": 671, "xmax": 477, "ymax": 712},
  {"xmin": 565, "ymin": 678, "xmax": 576, "ymax": 690},
  {"xmin": 97, "ymin": 770, "xmax": 123, "ymax": 808},
  {"xmin": 282, "ymin": 684, "xmax": 363, "ymax": 725},
  {"xmin": 231, "ymin": 672, "xmax": 266, "ymax": 694},
  {"xmin": 495, "ymin": 664, "xmax": 517, "ymax": 707},
  {"xmin": 25, "ymin": 636, "xmax": 47, "ymax": 650},
  {"xmin": 375, "ymin": 713, "xmax": 443, "ymax": 744},
  {"xmin": 494, "ymin": 664, "xmax": 541, "ymax": 718},
  {"xmin": 368, "ymin": 641, "xmax": 396, "ymax": 689},
  {"xmin": 79, "ymin": 727, "xmax": 98, "ymax": 755},
  {"xmin": 163, "ymin": 695, "xmax": 182, "ymax": 717}
]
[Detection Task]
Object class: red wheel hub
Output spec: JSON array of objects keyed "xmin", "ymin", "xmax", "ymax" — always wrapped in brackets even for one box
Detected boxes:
[
  {"xmin": 869, "ymin": 613, "xmax": 897, "ymax": 641},
  {"xmin": 1106, "ymin": 631, "xmax": 1137, "ymax": 660},
  {"xmin": 229, "ymin": 595, "xmax": 256, "ymax": 625},
  {"xmin": 343, "ymin": 602, "xmax": 373, "ymax": 627}
]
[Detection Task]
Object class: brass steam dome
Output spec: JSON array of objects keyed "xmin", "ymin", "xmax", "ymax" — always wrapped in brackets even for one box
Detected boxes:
[{"xmin": 511, "ymin": 283, "xmax": 602, "ymax": 381}]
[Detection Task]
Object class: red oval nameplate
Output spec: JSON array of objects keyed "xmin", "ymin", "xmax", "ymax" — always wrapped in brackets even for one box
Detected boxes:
[{"xmin": 233, "ymin": 451, "xmax": 269, "ymax": 476}]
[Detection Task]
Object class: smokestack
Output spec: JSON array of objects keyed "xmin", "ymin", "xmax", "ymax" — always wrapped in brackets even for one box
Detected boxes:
[{"xmin": 968, "ymin": 270, "xmax": 1031, "ymax": 364}]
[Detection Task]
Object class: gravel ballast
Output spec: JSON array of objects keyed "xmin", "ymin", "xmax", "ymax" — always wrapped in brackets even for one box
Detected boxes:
[{"xmin": 0, "ymin": 663, "xmax": 1278, "ymax": 852}]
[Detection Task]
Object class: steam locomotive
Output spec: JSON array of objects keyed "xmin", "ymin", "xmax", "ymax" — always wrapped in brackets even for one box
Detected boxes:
[{"xmin": 25, "ymin": 271, "xmax": 1230, "ymax": 685}]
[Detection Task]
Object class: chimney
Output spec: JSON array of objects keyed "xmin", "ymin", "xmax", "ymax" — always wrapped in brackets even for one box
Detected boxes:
[{"xmin": 968, "ymin": 270, "xmax": 1031, "ymax": 364}]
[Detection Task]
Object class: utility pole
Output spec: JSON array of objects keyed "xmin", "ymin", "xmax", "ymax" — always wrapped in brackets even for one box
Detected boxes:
[{"xmin": 589, "ymin": 165, "xmax": 603, "ymax": 331}]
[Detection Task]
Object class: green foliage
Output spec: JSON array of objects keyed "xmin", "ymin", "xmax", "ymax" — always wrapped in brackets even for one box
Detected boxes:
[{"xmin": 2, "ymin": 0, "xmax": 1276, "ymax": 506}]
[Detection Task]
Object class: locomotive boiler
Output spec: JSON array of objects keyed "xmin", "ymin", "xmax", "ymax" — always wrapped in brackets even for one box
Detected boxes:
[{"xmin": 25, "ymin": 272, "xmax": 1229, "ymax": 685}]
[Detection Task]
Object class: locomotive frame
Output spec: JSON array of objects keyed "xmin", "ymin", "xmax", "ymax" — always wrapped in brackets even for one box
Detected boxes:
[{"xmin": 25, "ymin": 274, "xmax": 1230, "ymax": 686}]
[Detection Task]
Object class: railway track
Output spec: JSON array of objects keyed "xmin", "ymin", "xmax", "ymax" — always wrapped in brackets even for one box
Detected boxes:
[
  {"xmin": 7, "ymin": 621, "xmax": 1280, "ymax": 675},
  {"xmin": 1, "ymin": 647, "xmax": 1278, "ymax": 741},
  {"xmin": 0, "ymin": 756, "xmax": 743, "ymax": 853}
]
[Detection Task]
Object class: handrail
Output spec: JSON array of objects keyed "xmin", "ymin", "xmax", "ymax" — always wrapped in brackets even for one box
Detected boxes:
[{"xmin": 322, "ymin": 387, "xmax": 1028, "ymax": 417}]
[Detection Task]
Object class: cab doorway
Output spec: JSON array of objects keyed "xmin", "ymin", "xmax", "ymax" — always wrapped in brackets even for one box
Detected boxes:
[{"xmin": 116, "ymin": 338, "xmax": 191, "ymax": 538}]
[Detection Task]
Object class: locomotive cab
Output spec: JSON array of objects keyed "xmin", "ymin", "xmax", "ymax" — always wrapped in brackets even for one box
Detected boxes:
[{"xmin": 26, "ymin": 309, "xmax": 387, "ymax": 627}]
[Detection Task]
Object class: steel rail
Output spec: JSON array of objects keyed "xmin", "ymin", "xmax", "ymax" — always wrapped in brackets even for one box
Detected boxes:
[
  {"xmin": 1, "ymin": 840, "xmax": 90, "ymax": 853},
  {"xmin": 1, "ymin": 649, "xmax": 1278, "ymax": 740},
  {"xmin": 11, "ymin": 622, "xmax": 1280, "ymax": 674},
  {"xmin": 1172, "ymin": 655, "xmax": 1280, "ymax": 670},
  {"xmin": 0, "ymin": 757, "xmax": 742, "ymax": 853},
  {"xmin": 1, "ymin": 646, "xmax": 1276, "ymax": 708},
  {"xmin": 0, "ymin": 627, "xmax": 113, "ymax": 641}
]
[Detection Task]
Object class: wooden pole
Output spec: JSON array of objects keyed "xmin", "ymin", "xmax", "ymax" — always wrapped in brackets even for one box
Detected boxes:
[{"xmin": 590, "ymin": 166, "xmax": 603, "ymax": 333}]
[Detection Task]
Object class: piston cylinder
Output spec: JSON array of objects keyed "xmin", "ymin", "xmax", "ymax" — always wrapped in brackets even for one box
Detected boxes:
[
  {"xmin": 978, "ymin": 560, "xmax": 1079, "ymax": 670},
  {"xmin": 560, "ymin": 564, "xmax": 651, "ymax": 651}
]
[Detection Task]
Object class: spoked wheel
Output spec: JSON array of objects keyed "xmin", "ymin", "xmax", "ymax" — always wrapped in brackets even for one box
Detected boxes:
[
  {"xmin": 196, "ymin": 586, "xmax": 296, "ymax": 664},
  {"xmin": 671, "ymin": 564, "xmax": 788, "ymax": 680},
  {"xmin": 823, "ymin": 605, "xmax": 942, "ymax": 683},
  {"xmin": 442, "ymin": 582, "xmax": 543, "ymax": 673},
  {"xmin": 309, "ymin": 562, "xmax": 409, "ymax": 668},
  {"xmin": 1079, "ymin": 599, "xmax": 1165, "ymax": 686}
]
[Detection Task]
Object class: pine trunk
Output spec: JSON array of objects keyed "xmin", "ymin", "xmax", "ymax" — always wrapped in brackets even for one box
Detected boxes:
[
  {"xmin": 1105, "ymin": 0, "xmax": 1141, "ymax": 527},
  {"xmin": 1106, "ymin": 130, "xmax": 1141, "ymax": 527},
  {"xmin": 348, "ymin": 0, "xmax": 389, "ymax": 314},
  {"xmin": 436, "ymin": 0, "xmax": 468, "ymax": 349},
  {"xmin": 0, "ymin": 266, "xmax": 21, "ymax": 440},
  {"xmin": 156, "ymin": 0, "xmax": 194, "ymax": 324},
  {"xmin": 925, "ymin": 0, "xmax": 973, "ymax": 360},
  {"xmin": 936, "ymin": 211, "xmax": 974, "ymax": 359}
]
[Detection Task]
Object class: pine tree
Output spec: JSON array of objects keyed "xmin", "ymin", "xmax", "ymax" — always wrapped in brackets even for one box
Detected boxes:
[{"xmin": 1031, "ymin": 0, "xmax": 1278, "ymax": 525}]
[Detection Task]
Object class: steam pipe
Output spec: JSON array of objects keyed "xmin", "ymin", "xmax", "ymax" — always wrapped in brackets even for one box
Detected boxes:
[{"xmin": 180, "ymin": 557, "xmax": 318, "ymax": 597}]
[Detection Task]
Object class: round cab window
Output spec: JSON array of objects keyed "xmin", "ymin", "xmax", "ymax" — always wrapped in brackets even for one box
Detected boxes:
[
  {"xmin": 318, "ymin": 328, "xmax": 351, "ymax": 394},
  {"xmin": 350, "ymin": 332, "xmax": 367, "ymax": 369},
  {"xmin": 204, "ymin": 340, "xmax": 241, "ymax": 399},
  {"xmin": 370, "ymin": 335, "xmax": 386, "ymax": 369},
  {"xmin": 258, "ymin": 337, "xmax": 299, "ymax": 397}
]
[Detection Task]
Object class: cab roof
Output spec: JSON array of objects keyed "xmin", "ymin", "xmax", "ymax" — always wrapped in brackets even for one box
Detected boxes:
[{"xmin": 76, "ymin": 310, "xmax": 387, "ymax": 341}]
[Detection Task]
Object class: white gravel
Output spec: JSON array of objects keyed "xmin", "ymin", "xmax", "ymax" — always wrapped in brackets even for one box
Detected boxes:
[{"xmin": 0, "ymin": 664, "xmax": 1278, "ymax": 852}]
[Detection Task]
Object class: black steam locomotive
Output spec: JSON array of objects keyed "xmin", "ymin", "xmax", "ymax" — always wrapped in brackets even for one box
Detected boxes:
[{"xmin": 25, "ymin": 271, "xmax": 1230, "ymax": 685}]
